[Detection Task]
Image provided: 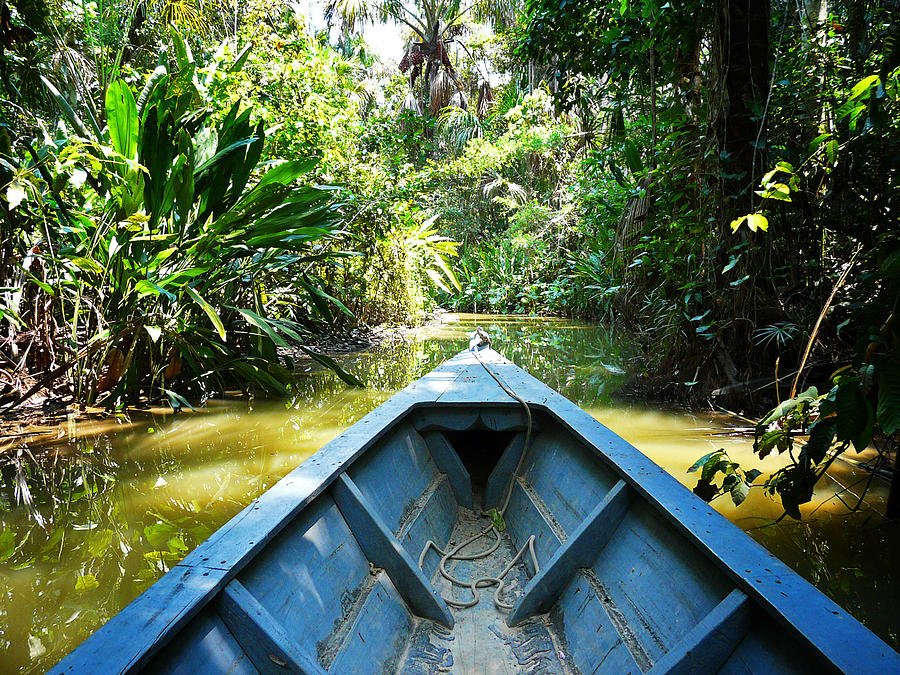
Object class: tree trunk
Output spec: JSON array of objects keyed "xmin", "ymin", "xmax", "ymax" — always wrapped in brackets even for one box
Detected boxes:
[{"xmin": 719, "ymin": 0, "xmax": 770, "ymax": 221}]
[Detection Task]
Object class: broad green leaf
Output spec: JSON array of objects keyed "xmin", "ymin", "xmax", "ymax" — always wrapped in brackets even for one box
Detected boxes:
[
  {"xmin": 804, "ymin": 422, "xmax": 835, "ymax": 464},
  {"xmin": 849, "ymin": 74, "xmax": 879, "ymax": 100},
  {"xmin": 730, "ymin": 480, "xmax": 750, "ymax": 506},
  {"xmin": 255, "ymin": 158, "xmax": 320, "ymax": 190},
  {"xmin": 489, "ymin": 508, "xmax": 506, "ymax": 531},
  {"xmin": 758, "ymin": 183, "xmax": 791, "ymax": 202},
  {"xmin": 426, "ymin": 268, "xmax": 451, "ymax": 293},
  {"xmin": 169, "ymin": 25, "xmax": 194, "ymax": 68},
  {"xmin": 231, "ymin": 361, "xmax": 289, "ymax": 395},
  {"xmin": 164, "ymin": 389, "xmax": 195, "ymax": 411},
  {"xmin": 167, "ymin": 536, "xmax": 189, "ymax": 553},
  {"xmin": 432, "ymin": 255, "xmax": 462, "ymax": 291},
  {"xmin": 835, "ymin": 381, "xmax": 867, "ymax": 442},
  {"xmin": 296, "ymin": 276, "xmax": 354, "ymax": 319},
  {"xmin": 41, "ymin": 75, "xmax": 95, "ymax": 139},
  {"xmin": 135, "ymin": 280, "xmax": 176, "ymax": 302},
  {"xmin": 105, "ymin": 80, "xmax": 138, "ymax": 160},
  {"xmin": 730, "ymin": 215, "xmax": 747, "ymax": 232},
  {"xmin": 623, "ymin": 139, "xmax": 643, "ymax": 174},
  {"xmin": 236, "ymin": 308, "xmax": 287, "ymax": 348},
  {"xmin": 185, "ymin": 286, "xmax": 225, "ymax": 340},
  {"xmin": 744, "ymin": 469, "xmax": 763, "ymax": 484},
  {"xmin": 66, "ymin": 256, "xmax": 104, "ymax": 275},
  {"xmin": 193, "ymin": 137, "xmax": 258, "ymax": 182},
  {"xmin": 853, "ymin": 399, "xmax": 874, "ymax": 453},
  {"xmin": 809, "ymin": 133, "xmax": 831, "ymax": 152},
  {"xmin": 756, "ymin": 430, "xmax": 787, "ymax": 459},
  {"xmin": 701, "ymin": 457, "xmax": 728, "ymax": 482},
  {"xmin": 136, "ymin": 65, "xmax": 167, "ymax": 118},
  {"xmin": 692, "ymin": 479, "xmax": 717, "ymax": 502},
  {"xmin": 229, "ymin": 44, "xmax": 252, "ymax": 72}
]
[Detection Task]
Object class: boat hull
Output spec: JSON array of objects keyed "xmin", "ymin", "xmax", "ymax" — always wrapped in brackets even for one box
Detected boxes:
[{"xmin": 51, "ymin": 349, "xmax": 900, "ymax": 674}]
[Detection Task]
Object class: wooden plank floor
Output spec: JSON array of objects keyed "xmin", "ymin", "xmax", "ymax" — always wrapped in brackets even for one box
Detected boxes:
[{"xmin": 399, "ymin": 506, "xmax": 572, "ymax": 674}]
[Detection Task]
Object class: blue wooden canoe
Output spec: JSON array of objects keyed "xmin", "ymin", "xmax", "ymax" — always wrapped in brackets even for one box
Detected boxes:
[{"xmin": 52, "ymin": 348, "xmax": 899, "ymax": 674}]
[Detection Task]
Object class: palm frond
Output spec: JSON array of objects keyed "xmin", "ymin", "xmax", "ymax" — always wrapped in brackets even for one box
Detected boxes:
[
  {"xmin": 324, "ymin": 0, "xmax": 375, "ymax": 33},
  {"xmin": 437, "ymin": 105, "xmax": 482, "ymax": 153},
  {"xmin": 429, "ymin": 68, "xmax": 453, "ymax": 117},
  {"xmin": 162, "ymin": 0, "xmax": 213, "ymax": 35}
]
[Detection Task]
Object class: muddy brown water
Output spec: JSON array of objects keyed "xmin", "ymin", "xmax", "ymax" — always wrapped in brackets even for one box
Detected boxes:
[{"xmin": 0, "ymin": 314, "xmax": 896, "ymax": 672}]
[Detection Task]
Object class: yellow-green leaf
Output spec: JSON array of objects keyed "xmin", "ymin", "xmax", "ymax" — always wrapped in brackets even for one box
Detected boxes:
[
  {"xmin": 729, "ymin": 215, "xmax": 748, "ymax": 232},
  {"xmin": 746, "ymin": 214, "xmax": 769, "ymax": 232},
  {"xmin": 849, "ymin": 74, "xmax": 879, "ymax": 100},
  {"xmin": 75, "ymin": 574, "xmax": 99, "ymax": 592},
  {"xmin": 759, "ymin": 183, "xmax": 791, "ymax": 202},
  {"xmin": 185, "ymin": 286, "xmax": 226, "ymax": 340}
]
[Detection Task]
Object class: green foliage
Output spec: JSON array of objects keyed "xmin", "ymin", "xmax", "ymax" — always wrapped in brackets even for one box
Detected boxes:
[
  {"xmin": 691, "ymin": 330, "xmax": 899, "ymax": 518},
  {"xmin": 2, "ymin": 37, "xmax": 360, "ymax": 405}
]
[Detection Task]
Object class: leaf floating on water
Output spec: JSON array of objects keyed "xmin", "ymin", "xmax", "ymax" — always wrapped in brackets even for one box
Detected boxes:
[
  {"xmin": 75, "ymin": 574, "xmax": 99, "ymax": 592},
  {"xmin": 28, "ymin": 635, "xmax": 46, "ymax": 659}
]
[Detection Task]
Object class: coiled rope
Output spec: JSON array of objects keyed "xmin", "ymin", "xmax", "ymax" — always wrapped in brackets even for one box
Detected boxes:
[{"xmin": 418, "ymin": 328, "xmax": 538, "ymax": 611}]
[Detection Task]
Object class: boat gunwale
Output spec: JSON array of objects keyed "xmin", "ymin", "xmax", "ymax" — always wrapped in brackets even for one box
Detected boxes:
[{"xmin": 50, "ymin": 348, "xmax": 899, "ymax": 675}]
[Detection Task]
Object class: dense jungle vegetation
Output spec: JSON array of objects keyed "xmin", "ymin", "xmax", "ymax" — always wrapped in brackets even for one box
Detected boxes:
[{"xmin": 0, "ymin": 0, "xmax": 898, "ymax": 516}]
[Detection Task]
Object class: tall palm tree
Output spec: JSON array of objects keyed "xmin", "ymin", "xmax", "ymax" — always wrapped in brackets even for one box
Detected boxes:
[{"xmin": 326, "ymin": 0, "xmax": 519, "ymax": 115}]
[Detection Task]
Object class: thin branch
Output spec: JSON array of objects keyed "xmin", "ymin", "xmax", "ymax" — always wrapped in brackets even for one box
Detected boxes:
[{"xmin": 790, "ymin": 245, "xmax": 862, "ymax": 398}]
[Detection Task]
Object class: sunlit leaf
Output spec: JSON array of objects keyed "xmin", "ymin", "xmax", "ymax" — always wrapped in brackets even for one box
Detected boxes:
[
  {"xmin": 105, "ymin": 80, "xmax": 139, "ymax": 160},
  {"xmin": 757, "ymin": 183, "xmax": 791, "ymax": 202},
  {"xmin": 5, "ymin": 182, "xmax": 26, "ymax": 209},
  {"xmin": 849, "ymin": 74, "xmax": 879, "ymax": 100},
  {"xmin": 185, "ymin": 287, "xmax": 226, "ymax": 340},
  {"xmin": 74, "ymin": 574, "xmax": 100, "ymax": 592},
  {"xmin": 144, "ymin": 325, "xmax": 163, "ymax": 342},
  {"xmin": 746, "ymin": 214, "xmax": 768, "ymax": 232},
  {"xmin": 730, "ymin": 480, "xmax": 750, "ymax": 506}
]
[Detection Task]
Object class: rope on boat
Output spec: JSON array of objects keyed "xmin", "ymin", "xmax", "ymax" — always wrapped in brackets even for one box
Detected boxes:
[{"xmin": 417, "ymin": 328, "xmax": 539, "ymax": 612}]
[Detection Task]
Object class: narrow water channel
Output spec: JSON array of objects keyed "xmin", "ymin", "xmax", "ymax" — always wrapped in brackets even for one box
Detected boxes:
[{"xmin": 1, "ymin": 314, "xmax": 896, "ymax": 672}]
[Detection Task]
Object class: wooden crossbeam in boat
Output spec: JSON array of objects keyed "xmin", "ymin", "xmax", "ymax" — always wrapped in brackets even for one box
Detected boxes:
[
  {"xmin": 507, "ymin": 479, "xmax": 632, "ymax": 626},
  {"xmin": 421, "ymin": 430, "xmax": 474, "ymax": 508},
  {"xmin": 331, "ymin": 473, "xmax": 455, "ymax": 628},
  {"xmin": 484, "ymin": 432, "xmax": 528, "ymax": 509},
  {"xmin": 218, "ymin": 579, "xmax": 326, "ymax": 675},
  {"xmin": 645, "ymin": 588, "xmax": 752, "ymax": 674}
]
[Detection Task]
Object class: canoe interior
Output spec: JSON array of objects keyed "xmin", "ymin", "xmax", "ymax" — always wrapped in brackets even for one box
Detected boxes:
[{"xmin": 139, "ymin": 405, "xmax": 826, "ymax": 675}]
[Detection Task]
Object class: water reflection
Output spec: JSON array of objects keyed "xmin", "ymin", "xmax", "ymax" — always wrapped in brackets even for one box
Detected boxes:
[{"xmin": 0, "ymin": 315, "xmax": 896, "ymax": 672}]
